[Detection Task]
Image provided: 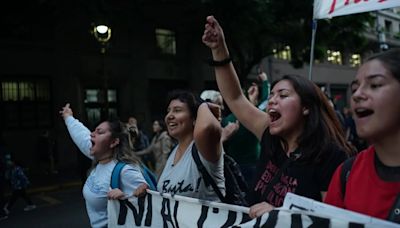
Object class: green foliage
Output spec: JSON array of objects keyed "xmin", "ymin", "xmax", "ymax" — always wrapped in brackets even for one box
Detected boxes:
[{"xmin": 202, "ymin": 0, "xmax": 373, "ymax": 80}]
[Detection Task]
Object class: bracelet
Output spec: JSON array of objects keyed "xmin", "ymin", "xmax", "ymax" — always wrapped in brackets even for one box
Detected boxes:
[{"xmin": 207, "ymin": 57, "xmax": 232, "ymax": 67}]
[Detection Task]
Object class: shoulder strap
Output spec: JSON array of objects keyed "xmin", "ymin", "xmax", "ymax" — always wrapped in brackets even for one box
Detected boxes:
[
  {"xmin": 140, "ymin": 163, "xmax": 157, "ymax": 191},
  {"xmin": 340, "ymin": 156, "xmax": 356, "ymax": 199},
  {"xmin": 111, "ymin": 161, "xmax": 127, "ymax": 189},
  {"xmin": 112, "ymin": 161, "xmax": 158, "ymax": 191},
  {"xmin": 191, "ymin": 144, "xmax": 226, "ymax": 203},
  {"xmin": 388, "ymin": 194, "xmax": 400, "ymax": 223}
]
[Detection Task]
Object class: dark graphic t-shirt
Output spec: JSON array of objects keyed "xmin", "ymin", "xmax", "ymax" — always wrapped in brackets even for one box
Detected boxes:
[{"xmin": 248, "ymin": 129, "xmax": 347, "ymax": 207}]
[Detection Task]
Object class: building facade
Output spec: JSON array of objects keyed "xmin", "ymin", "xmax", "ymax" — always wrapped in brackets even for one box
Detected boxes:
[{"xmin": 0, "ymin": 3, "xmax": 399, "ymax": 175}]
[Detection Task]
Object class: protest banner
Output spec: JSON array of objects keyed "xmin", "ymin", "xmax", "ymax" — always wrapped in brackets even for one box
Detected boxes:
[
  {"xmin": 314, "ymin": 0, "xmax": 400, "ymax": 20},
  {"xmin": 108, "ymin": 191, "xmax": 399, "ymax": 228},
  {"xmin": 108, "ymin": 190, "xmax": 250, "ymax": 227}
]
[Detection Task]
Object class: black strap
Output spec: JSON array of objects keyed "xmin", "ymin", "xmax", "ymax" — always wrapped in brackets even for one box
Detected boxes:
[
  {"xmin": 191, "ymin": 144, "xmax": 226, "ymax": 203},
  {"xmin": 340, "ymin": 156, "xmax": 356, "ymax": 199},
  {"xmin": 388, "ymin": 194, "xmax": 400, "ymax": 223},
  {"xmin": 259, "ymin": 152, "xmax": 299, "ymax": 201}
]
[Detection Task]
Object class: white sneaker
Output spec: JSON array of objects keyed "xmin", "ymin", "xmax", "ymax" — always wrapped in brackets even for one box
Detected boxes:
[{"xmin": 23, "ymin": 205, "xmax": 36, "ymax": 211}]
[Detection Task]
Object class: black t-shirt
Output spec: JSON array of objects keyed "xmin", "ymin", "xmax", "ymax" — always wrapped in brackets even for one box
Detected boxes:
[{"xmin": 247, "ymin": 129, "xmax": 347, "ymax": 207}]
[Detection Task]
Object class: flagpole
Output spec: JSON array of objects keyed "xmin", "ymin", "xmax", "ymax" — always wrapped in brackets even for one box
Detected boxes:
[{"xmin": 308, "ymin": 19, "xmax": 317, "ymax": 81}]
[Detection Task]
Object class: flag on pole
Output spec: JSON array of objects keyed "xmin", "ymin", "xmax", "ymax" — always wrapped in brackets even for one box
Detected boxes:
[{"xmin": 314, "ymin": 0, "xmax": 400, "ymax": 19}]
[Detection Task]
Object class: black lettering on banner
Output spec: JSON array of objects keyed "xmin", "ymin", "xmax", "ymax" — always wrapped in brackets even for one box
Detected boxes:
[
  {"xmin": 253, "ymin": 216, "xmax": 262, "ymax": 228},
  {"xmin": 239, "ymin": 213, "xmax": 252, "ymax": 224},
  {"xmin": 220, "ymin": 210, "xmax": 237, "ymax": 228},
  {"xmin": 125, "ymin": 196, "xmax": 146, "ymax": 226},
  {"xmin": 197, "ymin": 205, "xmax": 209, "ymax": 228},
  {"xmin": 308, "ymin": 214, "xmax": 330, "ymax": 228},
  {"xmin": 289, "ymin": 203, "xmax": 308, "ymax": 211},
  {"xmin": 161, "ymin": 198, "xmax": 176, "ymax": 228},
  {"xmin": 261, "ymin": 210, "xmax": 278, "ymax": 227},
  {"xmin": 349, "ymin": 222, "xmax": 365, "ymax": 228},
  {"xmin": 173, "ymin": 201, "xmax": 180, "ymax": 228},
  {"xmin": 291, "ymin": 213, "xmax": 302, "ymax": 228},
  {"xmin": 144, "ymin": 194, "xmax": 152, "ymax": 226},
  {"xmin": 118, "ymin": 200, "xmax": 128, "ymax": 225}
]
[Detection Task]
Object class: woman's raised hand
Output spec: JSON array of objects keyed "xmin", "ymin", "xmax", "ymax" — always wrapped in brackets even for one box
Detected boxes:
[
  {"xmin": 59, "ymin": 103, "xmax": 73, "ymax": 120},
  {"xmin": 202, "ymin": 16, "xmax": 226, "ymax": 52}
]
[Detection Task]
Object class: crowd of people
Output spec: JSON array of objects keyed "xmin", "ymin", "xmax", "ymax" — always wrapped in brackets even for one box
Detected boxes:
[
  {"xmin": 202, "ymin": 15, "xmax": 400, "ymax": 223},
  {"xmin": 1, "ymin": 15, "xmax": 399, "ymax": 227}
]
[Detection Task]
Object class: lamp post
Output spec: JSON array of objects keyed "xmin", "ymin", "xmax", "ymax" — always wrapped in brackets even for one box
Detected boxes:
[
  {"xmin": 93, "ymin": 24, "xmax": 112, "ymax": 54},
  {"xmin": 375, "ymin": 12, "xmax": 389, "ymax": 52},
  {"xmin": 92, "ymin": 23, "xmax": 112, "ymax": 118}
]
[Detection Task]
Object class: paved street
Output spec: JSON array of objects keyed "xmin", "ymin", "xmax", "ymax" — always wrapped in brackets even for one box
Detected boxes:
[{"xmin": 1, "ymin": 186, "xmax": 90, "ymax": 228}]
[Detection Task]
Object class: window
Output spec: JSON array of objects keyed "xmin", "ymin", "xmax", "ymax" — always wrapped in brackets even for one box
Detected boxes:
[
  {"xmin": 273, "ymin": 46, "xmax": 291, "ymax": 61},
  {"xmin": 84, "ymin": 88, "xmax": 118, "ymax": 129},
  {"xmin": 327, "ymin": 50, "xmax": 342, "ymax": 65},
  {"xmin": 384, "ymin": 20, "xmax": 392, "ymax": 33},
  {"xmin": 1, "ymin": 78, "xmax": 51, "ymax": 128},
  {"xmin": 155, "ymin": 28, "xmax": 176, "ymax": 55},
  {"xmin": 349, "ymin": 54, "xmax": 361, "ymax": 67}
]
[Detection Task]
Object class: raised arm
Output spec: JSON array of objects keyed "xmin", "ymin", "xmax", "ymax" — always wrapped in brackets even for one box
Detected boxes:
[
  {"xmin": 135, "ymin": 145, "xmax": 153, "ymax": 156},
  {"xmin": 193, "ymin": 102, "xmax": 222, "ymax": 162},
  {"xmin": 202, "ymin": 16, "xmax": 269, "ymax": 140},
  {"xmin": 59, "ymin": 103, "xmax": 93, "ymax": 159},
  {"xmin": 258, "ymin": 72, "xmax": 270, "ymax": 103}
]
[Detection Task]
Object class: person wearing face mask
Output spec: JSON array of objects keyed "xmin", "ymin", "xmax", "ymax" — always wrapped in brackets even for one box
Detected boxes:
[
  {"xmin": 325, "ymin": 49, "xmax": 400, "ymax": 223},
  {"xmin": 60, "ymin": 104, "xmax": 147, "ymax": 228},
  {"xmin": 202, "ymin": 15, "xmax": 353, "ymax": 218}
]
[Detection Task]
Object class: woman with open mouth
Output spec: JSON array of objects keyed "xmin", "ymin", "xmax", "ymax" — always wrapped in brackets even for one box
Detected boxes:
[
  {"xmin": 60, "ymin": 103, "xmax": 147, "ymax": 228},
  {"xmin": 157, "ymin": 90, "xmax": 225, "ymax": 201},
  {"xmin": 325, "ymin": 49, "xmax": 400, "ymax": 223},
  {"xmin": 202, "ymin": 15, "xmax": 353, "ymax": 218}
]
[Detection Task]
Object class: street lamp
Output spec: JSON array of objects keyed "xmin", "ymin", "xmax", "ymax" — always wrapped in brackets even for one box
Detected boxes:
[
  {"xmin": 91, "ymin": 23, "xmax": 112, "ymax": 118},
  {"xmin": 92, "ymin": 24, "xmax": 112, "ymax": 54}
]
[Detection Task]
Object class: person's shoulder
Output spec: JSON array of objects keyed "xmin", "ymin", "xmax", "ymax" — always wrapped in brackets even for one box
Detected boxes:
[
  {"xmin": 159, "ymin": 131, "xmax": 170, "ymax": 138},
  {"xmin": 121, "ymin": 163, "xmax": 142, "ymax": 176},
  {"xmin": 354, "ymin": 146, "xmax": 374, "ymax": 161},
  {"xmin": 320, "ymin": 142, "xmax": 348, "ymax": 162}
]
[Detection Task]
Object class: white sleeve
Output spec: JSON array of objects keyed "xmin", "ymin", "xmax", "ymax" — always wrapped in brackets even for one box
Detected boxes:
[
  {"xmin": 120, "ymin": 164, "xmax": 147, "ymax": 198},
  {"xmin": 64, "ymin": 116, "xmax": 93, "ymax": 159}
]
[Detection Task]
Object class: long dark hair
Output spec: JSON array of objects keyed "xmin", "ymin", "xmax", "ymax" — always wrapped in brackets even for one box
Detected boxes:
[
  {"xmin": 269, "ymin": 75, "xmax": 353, "ymax": 163},
  {"xmin": 93, "ymin": 119, "xmax": 140, "ymax": 165}
]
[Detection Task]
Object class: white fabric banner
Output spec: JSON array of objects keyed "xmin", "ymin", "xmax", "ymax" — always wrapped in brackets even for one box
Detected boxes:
[
  {"xmin": 108, "ymin": 191, "xmax": 399, "ymax": 228},
  {"xmin": 314, "ymin": 0, "xmax": 400, "ymax": 19},
  {"xmin": 108, "ymin": 190, "xmax": 250, "ymax": 228}
]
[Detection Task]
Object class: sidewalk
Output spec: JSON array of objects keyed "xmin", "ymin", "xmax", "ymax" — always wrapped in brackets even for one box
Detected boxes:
[{"xmin": 4, "ymin": 168, "xmax": 83, "ymax": 196}]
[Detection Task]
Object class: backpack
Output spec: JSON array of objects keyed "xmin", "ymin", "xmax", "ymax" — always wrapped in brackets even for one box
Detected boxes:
[
  {"xmin": 191, "ymin": 144, "xmax": 249, "ymax": 206},
  {"xmin": 111, "ymin": 161, "xmax": 157, "ymax": 191},
  {"xmin": 340, "ymin": 156, "xmax": 400, "ymax": 223}
]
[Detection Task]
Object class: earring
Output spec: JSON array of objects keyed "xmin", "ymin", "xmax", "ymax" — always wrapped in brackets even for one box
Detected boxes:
[{"xmin": 303, "ymin": 110, "xmax": 309, "ymax": 115}]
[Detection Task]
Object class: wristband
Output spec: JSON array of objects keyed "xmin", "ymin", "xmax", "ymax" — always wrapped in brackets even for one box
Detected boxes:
[{"xmin": 207, "ymin": 57, "xmax": 232, "ymax": 67}]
